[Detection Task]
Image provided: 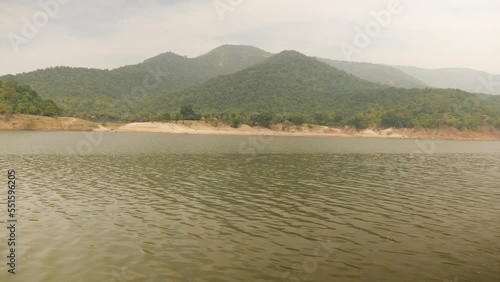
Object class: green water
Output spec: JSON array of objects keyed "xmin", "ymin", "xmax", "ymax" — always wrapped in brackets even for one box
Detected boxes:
[{"xmin": 0, "ymin": 132, "xmax": 499, "ymax": 281}]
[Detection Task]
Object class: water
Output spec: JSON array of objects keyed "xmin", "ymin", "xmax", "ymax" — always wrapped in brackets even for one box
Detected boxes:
[{"xmin": 0, "ymin": 132, "xmax": 499, "ymax": 281}]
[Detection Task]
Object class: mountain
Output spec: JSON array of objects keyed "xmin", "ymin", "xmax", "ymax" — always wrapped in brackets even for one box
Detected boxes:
[
  {"xmin": 168, "ymin": 50, "xmax": 382, "ymax": 113},
  {"xmin": 2, "ymin": 45, "xmax": 500, "ymax": 130},
  {"xmin": 318, "ymin": 58, "xmax": 427, "ymax": 89},
  {"xmin": 168, "ymin": 51, "xmax": 500, "ymax": 130},
  {"xmin": 1, "ymin": 45, "xmax": 271, "ymax": 120},
  {"xmin": 316, "ymin": 59, "xmax": 500, "ymax": 96},
  {"xmin": 392, "ymin": 65, "xmax": 500, "ymax": 95}
]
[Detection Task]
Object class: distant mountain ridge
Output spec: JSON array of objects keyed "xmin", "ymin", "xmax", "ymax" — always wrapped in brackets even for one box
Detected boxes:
[
  {"xmin": 318, "ymin": 60, "xmax": 500, "ymax": 95},
  {"xmin": 318, "ymin": 58, "xmax": 428, "ymax": 89},
  {"xmin": 392, "ymin": 65, "xmax": 500, "ymax": 95}
]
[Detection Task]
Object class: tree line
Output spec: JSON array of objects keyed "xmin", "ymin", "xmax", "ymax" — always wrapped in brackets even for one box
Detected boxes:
[{"xmin": 0, "ymin": 80, "xmax": 61, "ymax": 118}]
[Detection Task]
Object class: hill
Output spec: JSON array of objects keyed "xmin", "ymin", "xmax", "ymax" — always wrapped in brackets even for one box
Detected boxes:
[
  {"xmin": 169, "ymin": 51, "xmax": 381, "ymax": 113},
  {"xmin": 317, "ymin": 59, "xmax": 500, "ymax": 96},
  {"xmin": 1, "ymin": 45, "xmax": 271, "ymax": 120},
  {"xmin": 318, "ymin": 58, "xmax": 427, "ymax": 89},
  {"xmin": 168, "ymin": 51, "xmax": 500, "ymax": 130},
  {"xmin": 392, "ymin": 65, "xmax": 500, "ymax": 95},
  {"xmin": 2, "ymin": 45, "xmax": 500, "ymax": 131}
]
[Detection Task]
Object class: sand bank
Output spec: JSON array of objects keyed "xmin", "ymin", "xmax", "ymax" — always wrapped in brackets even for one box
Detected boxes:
[
  {"xmin": 103, "ymin": 121, "xmax": 500, "ymax": 141},
  {"xmin": 2, "ymin": 115, "xmax": 499, "ymax": 140},
  {"xmin": 0, "ymin": 115, "xmax": 98, "ymax": 131}
]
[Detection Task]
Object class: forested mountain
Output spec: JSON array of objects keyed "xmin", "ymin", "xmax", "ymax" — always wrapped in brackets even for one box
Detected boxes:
[
  {"xmin": 168, "ymin": 51, "xmax": 500, "ymax": 130},
  {"xmin": 0, "ymin": 80, "xmax": 61, "ymax": 117},
  {"xmin": 169, "ymin": 51, "xmax": 382, "ymax": 113},
  {"xmin": 318, "ymin": 58, "xmax": 427, "ymax": 89},
  {"xmin": 392, "ymin": 65, "xmax": 500, "ymax": 95},
  {"xmin": 1, "ymin": 45, "xmax": 271, "ymax": 120},
  {"xmin": 2, "ymin": 45, "xmax": 500, "ymax": 130}
]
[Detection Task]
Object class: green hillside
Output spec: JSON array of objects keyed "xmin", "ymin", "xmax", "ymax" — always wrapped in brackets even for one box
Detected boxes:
[
  {"xmin": 2, "ymin": 45, "xmax": 500, "ymax": 131},
  {"xmin": 170, "ymin": 51, "xmax": 381, "ymax": 112},
  {"xmin": 0, "ymin": 80, "xmax": 61, "ymax": 117},
  {"xmin": 1, "ymin": 45, "xmax": 271, "ymax": 120},
  {"xmin": 167, "ymin": 51, "xmax": 500, "ymax": 130},
  {"xmin": 319, "ymin": 58, "xmax": 427, "ymax": 89}
]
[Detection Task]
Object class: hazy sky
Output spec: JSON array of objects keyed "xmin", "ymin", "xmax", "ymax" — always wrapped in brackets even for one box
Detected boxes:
[{"xmin": 1, "ymin": 0, "xmax": 499, "ymax": 75}]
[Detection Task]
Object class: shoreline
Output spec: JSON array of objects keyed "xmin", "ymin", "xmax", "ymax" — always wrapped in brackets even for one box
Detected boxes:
[
  {"xmin": 1, "ymin": 115, "xmax": 500, "ymax": 141},
  {"xmin": 104, "ymin": 121, "xmax": 500, "ymax": 141}
]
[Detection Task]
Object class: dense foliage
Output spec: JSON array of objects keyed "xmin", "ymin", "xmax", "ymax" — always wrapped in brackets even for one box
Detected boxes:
[
  {"xmin": 161, "ymin": 51, "xmax": 500, "ymax": 130},
  {"xmin": 1, "ymin": 45, "xmax": 271, "ymax": 120},
  {"xmin": 2, "ymin": 46, "xmax": 500, "ymax": 131},
  {"xmin": 0, "ymin": 80, "xmax": 61, "ymax": 117}
]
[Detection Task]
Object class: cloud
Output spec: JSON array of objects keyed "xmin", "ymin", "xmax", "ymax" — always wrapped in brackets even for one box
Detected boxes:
[{"xmin": 0, "ymin": 0, "xmax": 499, "ymax": 75}]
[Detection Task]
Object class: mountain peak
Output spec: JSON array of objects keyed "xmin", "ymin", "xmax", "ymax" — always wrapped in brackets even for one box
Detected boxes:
[
  {"xmin": 275, "ymin": 50, "xmax": 306, "ymax": 56},
  {"xmin": 143, "ymin": 51, "xmax": 187, "ymax": 64},
  {"xmin": 269, "ymin": 50, "xmax": 309, "ymax": 62},
  {"xmin": 198, "ymin": 44, "xmax": 272, "ymax": 59},
  {"xmin": 261, "ymin": 50, "xmax": 327, "ymax": 69}
]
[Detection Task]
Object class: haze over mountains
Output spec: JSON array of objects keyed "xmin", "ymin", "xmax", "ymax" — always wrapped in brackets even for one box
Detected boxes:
[
  {"xmin": 318, "ymin": 59, "xmax": 428, "ymax": 89},
  {"xmin": 392, "ymin": 65, "xmax": 500, "ymax": 95},
  {"xmin": 1, "ymin": 45, "xmax": 500, "ymax": 130}
]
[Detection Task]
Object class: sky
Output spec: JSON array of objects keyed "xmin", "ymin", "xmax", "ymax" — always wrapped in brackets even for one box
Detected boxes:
[{"xmin": 1, "ymin": 0, "xmax": 499, "ymax": 76}]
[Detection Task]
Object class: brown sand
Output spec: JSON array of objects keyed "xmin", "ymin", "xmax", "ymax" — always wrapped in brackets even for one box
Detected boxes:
[
  {"xmin": 0, "ymin": 114, "xmax": 98, "ymax": 131},
  {"xmin": 2, "ymin": 115, "xmax": 499, "ymax": 140},
  {"xmin": 106, "ymin": 120, "xmax": 500, "ymax": 141}
]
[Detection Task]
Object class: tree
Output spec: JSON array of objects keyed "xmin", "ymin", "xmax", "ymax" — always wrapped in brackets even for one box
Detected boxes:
[
  {"xmin": 230, "ymin": 116, "xmax": 242, "ymax": 128},
  {"xmin": 42, "ymin": 100, "xmax": 61, "ymax": 117},
  {"xmin": 287, "ymin": 113, "xmax": 307, "ymax": 126},
  {"xmin": 251, "ymin": 112, "xmax": 274, "ymax": 128},
  {"xmin": 180, "ymin": 104, "xmax": 198, "ymax": 121},
  {"xmin": 161, "ymin": 112, "xmax": 171, "ymax": 122}
]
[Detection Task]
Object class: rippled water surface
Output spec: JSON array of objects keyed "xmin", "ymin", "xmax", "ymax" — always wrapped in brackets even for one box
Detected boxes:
[{"xmin": 0, "ymin": 132, "xmax": 499, "ymax": 282}]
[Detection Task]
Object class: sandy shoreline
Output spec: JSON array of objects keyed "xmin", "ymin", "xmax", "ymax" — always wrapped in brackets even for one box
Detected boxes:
[
  {"xmin": 102, "ymin": 121, "xmax": 500, "ymax": 141},
  {"xmin": 1, "ymin": 115, "xmax": 500, "ymax": 141}
]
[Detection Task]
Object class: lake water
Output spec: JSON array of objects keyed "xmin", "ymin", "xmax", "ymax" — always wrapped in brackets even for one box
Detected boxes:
[{"xmin": 0, "ymin": 132, "xmax": 499, "ymax": 282}]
